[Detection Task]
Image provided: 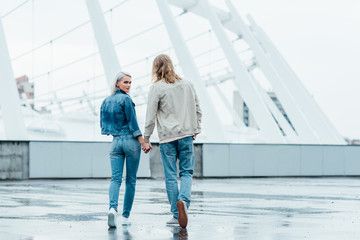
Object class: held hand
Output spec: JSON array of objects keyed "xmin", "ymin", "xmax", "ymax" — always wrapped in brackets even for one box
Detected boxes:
[
  {"xmin": 141, "ymin": 142, "xmax": 152, "ymax": 154},
  {"xmin": 147, "ymin": 143, "xmax": 153, "ymax": 152},
  {"xmin": 145, "ymin": 142, "xmax": 152, "ymax": 153}
]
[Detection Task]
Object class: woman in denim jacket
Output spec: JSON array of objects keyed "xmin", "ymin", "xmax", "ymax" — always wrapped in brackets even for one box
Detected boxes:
[{"xmin": 100, "ymin": 72, "xmax": 150, "ymax": 228}]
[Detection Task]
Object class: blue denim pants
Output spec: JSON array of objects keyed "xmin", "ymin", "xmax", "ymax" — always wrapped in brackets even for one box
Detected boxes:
[
  {"xmin": 160, "ymin": 136, "xmax": 194, "ymax": 219},
  {"xmin": 109, "ymin": 135, "xmax": 141, "ymax": 218}
]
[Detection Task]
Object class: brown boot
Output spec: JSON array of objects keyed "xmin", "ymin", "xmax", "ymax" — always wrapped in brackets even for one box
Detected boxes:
[{"xmin": 176, "ymin": 200, "xmax": 188, "ymax": 228}]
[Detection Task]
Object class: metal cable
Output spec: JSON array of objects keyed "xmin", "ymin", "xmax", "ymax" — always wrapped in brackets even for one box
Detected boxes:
[
  {"xmin": 1, "ymin": 0, "xmax": 31, "ymax": 18},
  {"xmin": 11, "ymin": 0, "xmax": 131, "ymax": 61}
]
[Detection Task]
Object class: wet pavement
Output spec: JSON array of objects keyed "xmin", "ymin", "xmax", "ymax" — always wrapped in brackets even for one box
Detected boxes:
[{"xmin": 0, "ymin": 178, "xmax": 359, "ymax": 240}]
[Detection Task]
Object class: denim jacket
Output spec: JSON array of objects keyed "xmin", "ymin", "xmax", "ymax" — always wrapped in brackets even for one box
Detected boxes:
[{"xmin": 100, "ymin": 89, "xmax": 142, "ymax": 138}]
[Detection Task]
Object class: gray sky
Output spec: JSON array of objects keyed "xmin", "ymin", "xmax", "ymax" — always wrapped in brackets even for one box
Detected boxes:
[{"xmin": 1, "ymin": 0, "xmax": 360, "ymax": 140}]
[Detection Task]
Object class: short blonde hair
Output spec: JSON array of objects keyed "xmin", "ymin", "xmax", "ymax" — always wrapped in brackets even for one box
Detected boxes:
[
  {"xmin": 112, "ymin": 71, "xmax": 131, "ymax": 94},
  {"xmin": 152, "ymin": 54, "xmax": 181, "ymax": 84}
]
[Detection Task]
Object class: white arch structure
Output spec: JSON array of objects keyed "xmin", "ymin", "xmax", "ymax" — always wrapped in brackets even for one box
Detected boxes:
[{"xmin": 0, "ymin": 0, "xmax": 345, "ymax": 144}]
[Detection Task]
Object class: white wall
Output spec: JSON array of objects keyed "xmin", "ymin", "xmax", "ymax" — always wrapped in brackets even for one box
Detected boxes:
[
  {"xmin": 203, "ymin": 144, "xmax": 360, "ymax": 177},
  {"xmin": 29, "ymin": 141, "xmax": 150, "ymax": 178},
  {"xmin": 28, "ymin": 141, "xmax": 360, "ymax": 178}
]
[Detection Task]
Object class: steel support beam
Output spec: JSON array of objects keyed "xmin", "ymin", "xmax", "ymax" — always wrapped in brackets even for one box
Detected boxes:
[
  {"xmin": 226, "ymin": 0, "xmax": 317, "ymax": 143},
  {"xmin": 252, "ymin": 75, "xmax": 297, "ymax": 138},
  {"xmin": 85, "ymin": 0, "xmax": 121, "ymax": 93},
  {"xmin": 198, "ymin": 0, "xmax": 284, "ymax": 143},
  {"xmin": 0, "ymin": 18, "xmax": 27, "ymax": 140},
  {"xmin": 247, "ymin": 15, "xmax": 345, "ymax": 145},
  {"xmin": 168, "ymin": 0, "xmax": 344, "ymax": 144},
  {"xmin": 213, "ymin": 85, "xmax": 245, "ymax": 128},
  {"xmin": 156, "ymin": 0, "xmax": 227, "ymax": 142}
]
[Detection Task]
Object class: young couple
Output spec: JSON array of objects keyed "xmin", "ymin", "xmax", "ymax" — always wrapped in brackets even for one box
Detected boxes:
[{"xmin": 100, "ymin": 54, "xmax": 202, "ymax": 229}]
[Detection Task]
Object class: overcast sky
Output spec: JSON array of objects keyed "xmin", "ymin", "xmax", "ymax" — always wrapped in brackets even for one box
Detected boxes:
[{"xmin": 1, "ymin": 0, "xmax": 360, "ymax": 140}]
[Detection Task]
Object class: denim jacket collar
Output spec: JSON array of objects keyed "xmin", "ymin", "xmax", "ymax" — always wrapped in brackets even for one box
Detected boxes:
[
  {"xmin": 115, "ymin": 89, "xmax": 128, "ymax": 95},
  {"xmin": 115, "ymin": 89, "xmax": 135, "ymax": 106}
]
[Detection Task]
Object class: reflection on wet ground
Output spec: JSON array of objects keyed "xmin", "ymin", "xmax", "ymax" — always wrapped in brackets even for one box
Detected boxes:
[{"xmin": 0, "ymin": 178, "xmax": 359, "ymax": 239}]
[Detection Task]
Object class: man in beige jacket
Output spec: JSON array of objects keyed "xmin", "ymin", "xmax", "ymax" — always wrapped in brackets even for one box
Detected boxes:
[{"xmin": 144, "ymin": 54, "xmax": 202, "ymax": 228}]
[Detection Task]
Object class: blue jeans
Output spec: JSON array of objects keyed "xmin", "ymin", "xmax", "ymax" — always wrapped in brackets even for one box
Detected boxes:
[
  {"xmin": 109, "ymin": 135, "xmax": 141, "ymax": 218},
  {"xmin": 160, "ymin": 136, "xmax": 194, "ymax": 219}
]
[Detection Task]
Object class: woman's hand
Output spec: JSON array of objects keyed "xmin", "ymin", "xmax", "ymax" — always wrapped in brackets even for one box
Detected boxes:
[
  {"xmin": 137, "ymin": 136, "xmax": 152, "ymax": 153},
  {"xmin": 142, "ymin": 142, "xmax": 152, "ymax": 154}
]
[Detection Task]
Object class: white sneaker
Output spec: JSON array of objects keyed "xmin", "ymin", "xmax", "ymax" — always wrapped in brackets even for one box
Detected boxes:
[
  {"xmin": 121, "ymin": 216, "xmax": 131, "ymax": 226},
  {"xmin": 166, "ymin": 217, "xmax": 178, "ymax": 225},
  {"xmin": 108, "ymin": 208, "xmax": 117, "ymax": 228}
]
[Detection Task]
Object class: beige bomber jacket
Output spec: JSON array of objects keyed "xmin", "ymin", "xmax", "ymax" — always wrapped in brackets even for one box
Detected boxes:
[{"xmin": 144, "ymin": 79, "xmax": 202, "ymax": 142}]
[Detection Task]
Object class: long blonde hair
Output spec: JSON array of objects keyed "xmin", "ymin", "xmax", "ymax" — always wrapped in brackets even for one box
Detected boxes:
[{"xmin": 152, "ymin": 54, "xmax": 181, "ymax": 84}]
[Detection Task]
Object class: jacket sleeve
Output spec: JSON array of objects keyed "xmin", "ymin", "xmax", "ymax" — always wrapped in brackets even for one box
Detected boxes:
[
  {"xmin": 100, "ymin": 101, "xmax": 105, "ymax": 133},
  {"xmin": 100, "ymin": 103, "xmax": 103, "ymax": 129},
  {"xmin": 144, "ymin": 85, "xmax": 159, "ymax": 142},
  {"xmin": 124, "ymin": 97, "xmax": 142, "ymax": 138},
  {"xmin": 194, "ymin": 88, "xmax": 202, "ymax": 127},
  {"xmin": 189, "ymin": 82, "xmax": 202, "ymax": 128}
]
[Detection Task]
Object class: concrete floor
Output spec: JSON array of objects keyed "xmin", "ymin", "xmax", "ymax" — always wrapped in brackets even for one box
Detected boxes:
[{"xmin": 0, "ymin": 178, "xmax": 359, "ymax": 240}]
